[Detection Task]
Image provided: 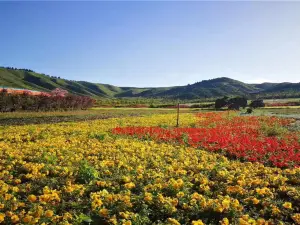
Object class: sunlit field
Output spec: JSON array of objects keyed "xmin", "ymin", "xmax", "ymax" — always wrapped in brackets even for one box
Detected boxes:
[
  {"xmin": 0, "ymin": 111, "xmax": 300, "ymax": 225},
  {"xmin": 0, "ymin": 108, "xmax": 193, "ymax": 126}
]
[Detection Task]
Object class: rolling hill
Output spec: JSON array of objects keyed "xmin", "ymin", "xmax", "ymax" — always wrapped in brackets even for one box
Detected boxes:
[{"xmin": 1, "ymin": 67, "xmax": 299, "ymax": 99}]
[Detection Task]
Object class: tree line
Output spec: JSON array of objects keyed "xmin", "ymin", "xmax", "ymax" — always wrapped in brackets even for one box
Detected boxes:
[
  {"xmin": 215, "ymin": 96, "xmax": 265, "ymax": 110},
  {"xmin": 0, "ymin": 89, "xmax": 95, "ymax": 112}
]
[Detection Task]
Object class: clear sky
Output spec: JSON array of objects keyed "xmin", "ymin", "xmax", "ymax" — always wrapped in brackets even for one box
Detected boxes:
[{"xmin": 1, "ymin": 2, "xmax": 300, "ymax": 87}]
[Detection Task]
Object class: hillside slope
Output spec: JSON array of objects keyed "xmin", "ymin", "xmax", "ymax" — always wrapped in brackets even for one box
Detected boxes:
[
  {"xmin": 1, "ymin": 67, "xmax": 300, "ymax": 99},
  {"xmin": 0, "ymin": 67, "xmax": 122, "ymax": 98}
]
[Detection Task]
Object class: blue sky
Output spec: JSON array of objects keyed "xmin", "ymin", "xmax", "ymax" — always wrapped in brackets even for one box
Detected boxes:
[{"xmin": 1, "ymin": 2, "xmax": 299, "ymax": 87}]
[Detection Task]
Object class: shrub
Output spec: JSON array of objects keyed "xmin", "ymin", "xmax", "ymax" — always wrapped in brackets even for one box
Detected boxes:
[
  {"xmin": 215, "ymin": 96, "xmax": 228, "ymax": 109},
  {"xmin": 250, "ymin": 99, "xmax": 265, "ymax": 108},
  {"xmin": 246, "ymin": 108, "xmax": 253, "ymax": 114},
  {"xmin": 0, "ymin": 90, "xmax": 94, "ymax": 112},
  {"xmin": 228, "ymin": 97, "xmax": 247, "ymax": 108}
]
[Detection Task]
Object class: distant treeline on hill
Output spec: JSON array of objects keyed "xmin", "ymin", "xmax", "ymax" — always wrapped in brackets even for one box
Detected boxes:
[
  {"xmin": 0, "ymin": 89, "xmax": 95, "ymax": 112},
  {"xmin": 1, "ymin": 66, "xmax": 35, "ymax": 73},
  {"xmin": 1, "ymin": 66, "xmax": 300, "ymax": 100}
]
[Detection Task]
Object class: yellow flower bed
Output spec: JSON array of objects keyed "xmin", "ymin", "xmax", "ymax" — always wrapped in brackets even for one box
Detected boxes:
[{"xmin": 0, "ymin": 114, "xmax": 299, "ymax": 225}]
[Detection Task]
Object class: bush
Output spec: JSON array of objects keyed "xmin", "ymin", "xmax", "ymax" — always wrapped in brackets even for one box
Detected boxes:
[
  {"xmin": 0, "ymin": 90, "xmax": 95, "ymax": 112},
  {"xmin": 228, "ymin": 103, "xmax": 240, "ymax": 110},
  {"xmin": 250, "ymin": 99, "xmax": 265, "ymax": 108},
  {"xmin": 246, "ymin": 108, "xmax": 253, "ymax": 114},
  {"xmin": 215, "ymin": 96, "xmax": 228, "ymax": 109},
  {"xmin": 215, "ymin": 96, "xmax": 248, "ymax": 110},
  {"xmin": 228, "ymin": 97, "xmax": 247, "ymax": 108}
]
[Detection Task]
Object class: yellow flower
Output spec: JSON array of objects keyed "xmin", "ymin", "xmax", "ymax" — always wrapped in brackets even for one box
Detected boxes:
[
  {"xmin": 222, "ymin": 199, "xmax": 230, "ymax": 210},
  {"xmin": 257, "ymin": 218, "xmax": 266, "ymax": 225},
  {"xmin": 220, "ymin": 218, "xmax": 229, "ymax": 225},
  {"xmin": 22, "ymin": 215, "xmax": 33, "ymax": 223},
  {"xmin": 63, "ymin": 212, "xmax": 73, "ymax": 220},
  {"xmin": 11, "ymin": 215, "xmax": 19, "ymax": 223},
  {"xmin": 215, "ymin": 204, "xmax": 224, "ymax": 213},
  {"xmin": 12, "ymin": 187, "xmax": 19, "ymax": 192},
  {"xmin": 14, "ymin": 179, "xmax": 21, "ymax": 184},
  {"xmin": 167, "ymin": 218, "xmax": 181, "ymax": 225},
  {"xmin": 292, "ymin": 213, "xmax": 300, "ymax": 224},
  {"xmin": 271, "ymin": 206, "xmax": 281, "ymax": 215},
  {"xmin": 124, "ymin": 182, "xmax": 135, "ymax": 189},
  {"xmin": 0, "ymin": 213, "xmax": 5, "ymax": 223},
  {"xmin": 109, "ymin": 216, "xmax": 118, "ymax": 225},
  {"xmin": 238, "ymin": 218, "xmax": 248, "ymax": 225},
  {"xmin": 6, "ymin": 211, "xmax": 13, "ymax": 217},
  {"xmin": 28, "ymin": 194, "xmax": 37, "ymax": 202},
  {"xmin": 282, "ymin": 202, "xmax": 292, "ymax": 209},
  {"xmin": 252, "ymin": 198, "xmax": 260, "ymax": 205},
  {"xmin": 99, "ymin": 208, "xmax": 109, "ymax": 218},
  {"xmin": 122, "ymin": 176, "xmax": 131, "ymax": 183},
  {"xmin": 171, "ymin": 198, "xmax": 179, "ymax": 206},
  {"xmin": 119, "ymin": 212, "xmax": 129, "ymax": 219},
  {"xmin": 144, "ymin": 192, "xmax": 153, "ymax": 202},
  {"xmin": 176, "ymin": 192, "xmax": 185, "ymax": 198},
  {"xmin": 45, "ymin": 210, "xmax": 54, "ymax": 218},
  {"xmin": 192, "ymin": 219, "xmax": 205, "ymax": 225}
]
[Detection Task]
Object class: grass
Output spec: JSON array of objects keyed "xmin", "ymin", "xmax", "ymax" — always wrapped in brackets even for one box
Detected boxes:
[
  {"xmin": 264, "ymin": 106, "xmax": 300, "ymax": 109},
  {"xmin": 255, "ymin": 107, "xmax": 300, "ymax": 116},
  {"xmin": 263, "ymin": 98, "xmax": 300, "ymax": 103}
]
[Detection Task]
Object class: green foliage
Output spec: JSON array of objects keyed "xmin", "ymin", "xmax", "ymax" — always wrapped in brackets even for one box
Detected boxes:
[
  {"xmin": 250, "ymin": 99, "xmax": 265, "ymax": 108},
  {"xmin": 158, "ymin": 124, "xmax": 168, "ymax": 129},
  {"xmin": 74, "ymin": 213, "xmax": 93, "ymax": 224},
  {"xmin": 246, "ymin": 107, "xmax": 253, "ymax": 114},
  {"xmin": 89, "ymin": 132, "xmax": 107, "ymax": 141},
  {"xmin": 215, "ymin": 96, "xmax": 229, "ymax": 109},
  {"xmin": 181, "ymin": 133, "xmax": 189, "ymax": 145},
  {"xmin": 77, "ymin": 160, "xmax": 99, "ymax": 184},
  {"xmin": 261, "ymin": 123, "xmax": 287, "ymax": 137},
  {"xmin": 215, "ymin": 96, "xmax": 248, "ymax": 110}
]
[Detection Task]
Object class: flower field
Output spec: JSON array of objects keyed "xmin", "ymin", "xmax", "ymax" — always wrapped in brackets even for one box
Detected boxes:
[
  {"xmin": 0, "ymin": 113, "xmax": 300, "ymax": 224},
  {"xmin": 113, "ymin": 112, "xmax": 300, "ymax": 168}
]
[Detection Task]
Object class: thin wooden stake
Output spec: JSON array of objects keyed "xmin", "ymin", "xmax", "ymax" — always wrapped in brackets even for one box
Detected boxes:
[{"xmin": 176, "ymin": 103, "xmax": 180, "ymax": 127}]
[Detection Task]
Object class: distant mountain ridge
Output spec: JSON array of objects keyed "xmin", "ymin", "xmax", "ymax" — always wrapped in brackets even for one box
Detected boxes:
[{"xmin": 1, "ymin": 67, "xmax": 299, "ymax": 99}]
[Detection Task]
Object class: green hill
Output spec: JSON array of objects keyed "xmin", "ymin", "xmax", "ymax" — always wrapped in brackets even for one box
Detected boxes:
[{"xmin": 1, "ymin": 67, "xmax": 300, "ymax": 99}]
